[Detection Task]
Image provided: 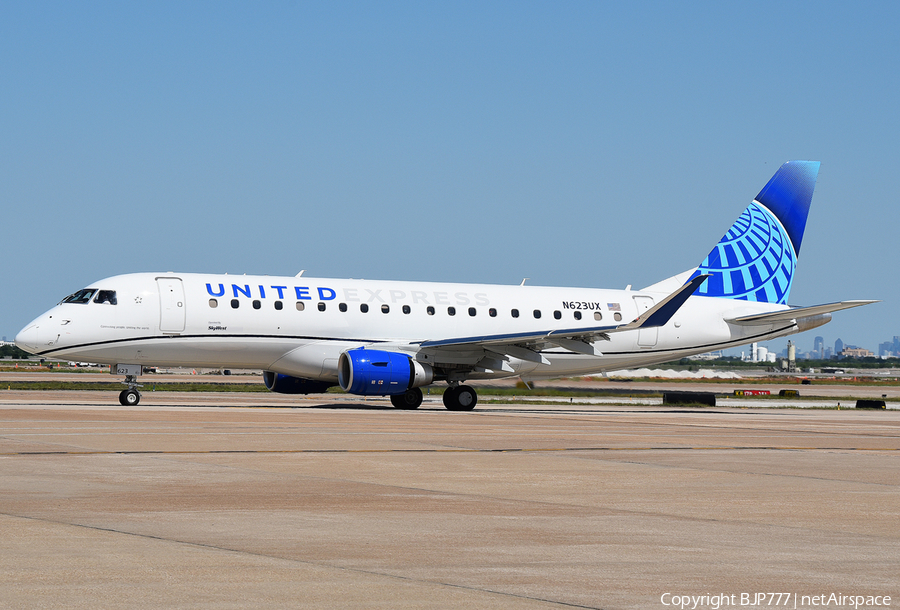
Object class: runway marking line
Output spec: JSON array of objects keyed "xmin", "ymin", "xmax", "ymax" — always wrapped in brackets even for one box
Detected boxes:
[{"xmin": 2, "ymin": 446, "xmax": 898, "ymax": 456}]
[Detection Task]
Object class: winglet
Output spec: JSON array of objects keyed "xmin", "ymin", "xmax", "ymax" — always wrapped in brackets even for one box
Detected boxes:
[{"xmin": 619, "ymin": 274, "xmax": 709, "ymax": 331}]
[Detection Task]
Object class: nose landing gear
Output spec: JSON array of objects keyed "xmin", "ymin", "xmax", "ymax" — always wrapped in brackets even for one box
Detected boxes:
[
  {"xmin": 119, "ymin": 385, "xmax": 141, "ymax": 406},
  {"xmin": 114, "ymin": 365, "xmax": 143, "ymax": 406}
]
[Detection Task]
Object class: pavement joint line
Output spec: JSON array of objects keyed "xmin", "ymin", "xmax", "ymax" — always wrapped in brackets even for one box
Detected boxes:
[
  {"xmin": 2, "ymin": 446, "xmax": 899, "ymax": 456},
  {"xmin": 0, "ymin": 511, "xmax": 604, "ymax": 610},
  {"xmin": 462, "ymin": 410, "xmax": 900, "ymax": 438}
]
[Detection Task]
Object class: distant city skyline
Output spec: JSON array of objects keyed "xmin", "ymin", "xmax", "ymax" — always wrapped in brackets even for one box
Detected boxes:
[{"xmin": 739, "ymin": 331, "xmax": 898, "ymax": 361}]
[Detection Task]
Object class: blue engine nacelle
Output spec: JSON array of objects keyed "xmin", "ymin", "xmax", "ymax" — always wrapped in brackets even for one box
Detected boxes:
[
  {"xmin": 263, "ymin": 371, "xmax": 336, "ymax": 394},
  {"xmin": 338, "ymin": 348, "xmax": 433, "ymax": 396}
]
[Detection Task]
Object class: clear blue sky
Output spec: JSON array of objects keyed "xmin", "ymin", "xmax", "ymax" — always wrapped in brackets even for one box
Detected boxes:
[{"xmin": 2, "ymin": 1, "xmax": 897, "ymax": 355}]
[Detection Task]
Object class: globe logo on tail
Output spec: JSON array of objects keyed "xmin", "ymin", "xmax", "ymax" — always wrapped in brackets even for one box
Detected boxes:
[{"xmin": 691, "ymin": 201, "xmax": 796, "ymax": 304}]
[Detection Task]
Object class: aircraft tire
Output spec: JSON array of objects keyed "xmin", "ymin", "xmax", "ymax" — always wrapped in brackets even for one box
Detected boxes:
[
  {"xmin": 119, "ymin": 389, "xmax": 141, "ymax": 406},
  {"xmin": 442, "ymin": 386, "xmax": 457, "ymax": 409},
  {"xmin": 390, "ymin": 388, "xmax": 423, "ymax": 409},
  {"xmin": 444, "ymin": 385, "xmax": 477, "ymax": 411}
]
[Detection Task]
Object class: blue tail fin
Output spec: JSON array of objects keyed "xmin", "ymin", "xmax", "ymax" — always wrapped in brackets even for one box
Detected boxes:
[{"xmin": 689, "ymin": 160, "xmax": 820, "ymax": 304}]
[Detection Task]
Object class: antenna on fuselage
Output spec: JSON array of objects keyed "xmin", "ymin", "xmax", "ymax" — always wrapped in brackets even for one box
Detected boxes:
[
  {"xmin": 520, "ymin": 278, "xmax": 528, "ymax": 286},
  {"xmin": 296, "ymin": 270, "xmax": 305, "ymax": 277}
]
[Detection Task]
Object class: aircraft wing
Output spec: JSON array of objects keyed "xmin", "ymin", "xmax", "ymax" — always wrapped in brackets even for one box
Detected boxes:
[
  {"xmin": 726, "ymin": 300, "xmax": 879, "ymax": 325},
  {"xmin": 413, "ymin": 274, "xmax": 710, "ymax": 362}
]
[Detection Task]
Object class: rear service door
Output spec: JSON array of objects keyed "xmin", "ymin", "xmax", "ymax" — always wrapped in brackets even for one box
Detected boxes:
[
  {"xmin": 157, "ymin": 277, "xmax": 186, "ymax": 333},
  {"xmin": 633, "ymin": 295, "xmax": 658, "ymax": 347}
]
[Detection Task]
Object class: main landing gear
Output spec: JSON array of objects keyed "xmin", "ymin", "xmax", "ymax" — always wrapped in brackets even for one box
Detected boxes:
[
  {"xmin": 442, "ymin": 384, "xmax": 477, "ymax": 411},
  {"xmin": 388, "ymin": 385, "xmax": 478, "ymax": 411},
  {"xmin": 390, "ymin": 387, "xmax": 424, "ymax": 409},
  {"xmin": 118, "ymin": 373, "xmax": 142, "ymax": 406}
]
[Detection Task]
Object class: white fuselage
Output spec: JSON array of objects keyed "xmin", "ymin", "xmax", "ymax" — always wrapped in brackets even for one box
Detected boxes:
[{"xmin": 16, "ymin": 272, "xmax": 803, "ymax": 382}]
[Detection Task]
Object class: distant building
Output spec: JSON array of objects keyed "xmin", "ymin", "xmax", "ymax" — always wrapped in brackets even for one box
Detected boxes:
[
  {"xmin": 824, "ymin": 347, "xmax": 833, "ymax": 359},
  {"xmin": 743, "ymin": 344, "xmax": 774, "ymax": 363},
  {"xmin": 835, "ymin": 338, "xmax": 844, "ymax": 355},
  {"xmin": 841, "ymin": 347, "xmax": 874, "ymax": 358},
  {"xmin": 687, "ymin": 350, "xmax": 725, "ymax": 360},
  {"xmin": 813, "ymin": 336, "xmax": 824, "ymax": 359}
]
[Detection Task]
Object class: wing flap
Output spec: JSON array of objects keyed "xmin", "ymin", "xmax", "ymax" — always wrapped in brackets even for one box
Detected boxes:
[
  {"xmin": 486, "ymin": 345, "xmax": 549, "ymax": 365},
  {"xmin": 548, "ymin": 338, "xmax": 602, "ymax": 356}
]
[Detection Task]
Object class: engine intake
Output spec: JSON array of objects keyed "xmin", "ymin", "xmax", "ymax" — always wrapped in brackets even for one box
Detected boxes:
[
  {"xmin": 338, "ymin": 348, "xmax": 433, "ymax": 396},
  {"xmin": 263, "ymin": 371, "xmax": 335, "ymax": 394}
]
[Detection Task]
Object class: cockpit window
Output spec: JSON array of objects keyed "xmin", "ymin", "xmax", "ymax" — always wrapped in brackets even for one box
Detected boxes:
[
  {"xmin": 94, "ymin": 290, "xmax": 117, "ymax": 305},
  {"xmin": 61, "ymin": 289, "xmax": 96, "ymax": 304}
]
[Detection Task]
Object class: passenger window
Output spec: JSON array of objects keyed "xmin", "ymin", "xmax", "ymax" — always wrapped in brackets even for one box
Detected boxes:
[
  {"xmin": 274, "ymin": 301, "xmax": 283, "ymax": 310},
  {"xmin": 231, "ymin": 299, "xmax": 239, "ymax": 309},
  {"xmin": 209, "ymin": 299, "xmax": 218, "ymax": 308},
  {"xmin": 614, "ymin": 312, "xmax": 622, "ymax": 321},
  {"xmin": 574, "ymin": 311, "xmax": 581, "ymax": 320},
  {"xmin": 489, "ymin": 308, "xmax": 497, "ymax": 317},
  {"xmin": 402, "ymin": 305, "xmax": 411, "ymax": 314},
  {"xmin": 94, "ymin": 290, "xmax": 117, "ymax": 305},
  {"xmin": 360, "ymin": 303, "xmax": 369, "ymax": 313},
  {"xmin": 427, "ymin": 306, "xmax": 435, "ymax": 315},
  {"xmin": 381, "ymin": 304, "xmax": 390, "ymax": 314},
  {"xmin": 62, "ymin": 289, "xmax": 96, "ymax": 304},
  {"xmin": 553, "ymin": 310, "xmax": 561, "ymax": 320},
  {"xmin": 318, "ymin": 302, "xmax": 326, "ymax": 312},
  {"xmin": 252, "ymin": 300, "xmax": 261, "ymax": 310},
  {"xmin": 468, "ymin": 307, "xmax": 476, "ymax": 317},
  {"xmin": 533, "ymin": 310, "xmax": 541, "ymax": 319},
  {"xmin": 447, "ymin": 306, "xmax": 456, "ymax": 316},
  {"xmin": 296, "ymin": 302, "xmax": 305, "ymax": 311},
  {"xmin": 339, "ymin": 303, "xmax": 348, "ymax": 312},
  {"xmin": 511, "ymin": 309, "xmax": 519, "ymax": 318},
  {"xmin": 594, "ymin": 312, "xmax": 602, "ymax": 321}
]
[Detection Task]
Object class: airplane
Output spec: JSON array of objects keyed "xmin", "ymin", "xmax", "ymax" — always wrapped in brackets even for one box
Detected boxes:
[{"xmin": 15, "ymin": 161, "xmax": 875, "ymax": 410}]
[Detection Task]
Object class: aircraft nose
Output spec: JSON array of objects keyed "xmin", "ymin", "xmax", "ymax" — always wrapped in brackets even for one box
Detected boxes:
[{"xmin": 15, "ymin": 324, "xmax": 40, "ymax": 354}]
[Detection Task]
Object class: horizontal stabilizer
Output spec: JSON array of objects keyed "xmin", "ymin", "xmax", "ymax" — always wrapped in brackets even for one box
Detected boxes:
[{"xmin": 727, "ymin": 300, "xmax": 878, "ymax": 325}]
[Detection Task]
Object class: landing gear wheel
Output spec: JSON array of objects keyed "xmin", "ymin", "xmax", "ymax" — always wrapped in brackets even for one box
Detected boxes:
[
  {"xmin": 390, "ymin": 387, "xmax": 423, "ymax": 409},
  {"xmin": 119, "ymin": 389, "xmax": 141, "ymax": 406},
  {"xmin": 442, "ymin": 386, "xmax": 458, "ymax": 409},
  {"xmin": 443, "ymin": 385, "xmax": 477, "ymax": 411}
]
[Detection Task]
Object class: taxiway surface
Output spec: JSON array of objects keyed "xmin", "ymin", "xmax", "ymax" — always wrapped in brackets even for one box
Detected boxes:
[{"xmin": 1, "ymin": 392, "xmax": 897, "ymax": 609}]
